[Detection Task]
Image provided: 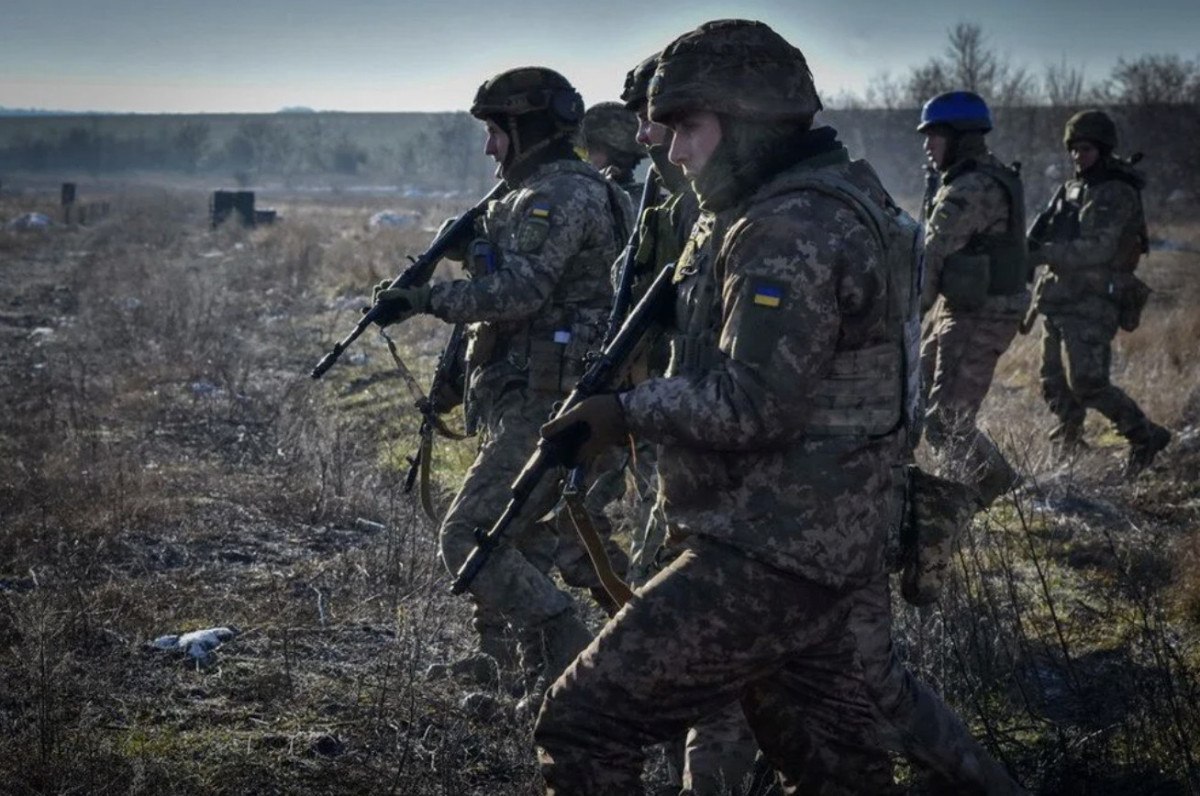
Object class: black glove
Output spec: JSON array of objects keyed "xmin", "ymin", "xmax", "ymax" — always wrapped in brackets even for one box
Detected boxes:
[
  {"xmin": 363, "ymin": 281, "xmax": 431, "ymax": 327},
  {"xmin": 540, "ymin": 394, "xmax": 628, "ymax": 467}
]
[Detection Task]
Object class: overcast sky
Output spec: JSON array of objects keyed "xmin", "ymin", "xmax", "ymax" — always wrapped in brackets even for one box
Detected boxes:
[{"xmin": 2, "ymin": 0, "xmax": 1197, "ymax": 113}]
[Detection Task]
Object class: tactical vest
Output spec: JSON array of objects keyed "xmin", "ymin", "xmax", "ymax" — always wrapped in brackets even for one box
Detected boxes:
[
  {"xmin": 669, "ymin": 158, "xmax": 922, "ymax": 443},
  {"xmin": 940, "ymin": 159, "xmax": 1030, "ymax": 301},
  {"xmin": 466, "ymin": 160, "xmax": 628, "ymax": 395},
  {"xmin": 1040, "ymin": 166, "xmax": 1148, "ymax": 274}
]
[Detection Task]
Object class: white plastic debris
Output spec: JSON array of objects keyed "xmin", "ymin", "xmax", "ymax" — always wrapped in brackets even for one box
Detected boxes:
[
  {"xmin": 8, "ymin": 212, "xmax": 52, "ymax": 230},
  {"xmin": 151, "ymin": 626, "xmax": 240, "ymax": 660},
  {"xmin": 368, "ymin": 210, "xmax": 420, "ymax": 229}
]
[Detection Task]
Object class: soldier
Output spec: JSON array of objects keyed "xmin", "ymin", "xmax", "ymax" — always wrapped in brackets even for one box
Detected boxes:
[
  {"xmin": 367, "ymin": 66, "xmax": 630, "ymax": 710},
  {"xmin": 581, "ymin": 101, "xmax": 646, "ymax": 201},
  {"xmin": 917, "ymin": 91, "xmax": 1029, "ymax": 506},
  {"xmin": 1028, "ymin": 109, "xmax": 1170, "ymax": 475},
  {"xmin": 532, "ymin": 20, "xmax": 1006, "ymax": 794}
]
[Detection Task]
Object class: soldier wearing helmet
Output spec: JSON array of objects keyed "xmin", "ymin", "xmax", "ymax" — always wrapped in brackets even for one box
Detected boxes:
[
  {"xmin": 580, "ymin": 101, "xmax": 645, "ymax": 201},
  {"xmin": 368, "ymin": 66, "xmax": 631, "ymax": 714},
  {"xmin": 534, "ymin": 21, "xmax": 1024, "ymax": 795},
  {"xmin": 916, "ymin": 90, "xmax": 1029, "ymax": 507},
  {"xmin": 1027, "ymin": 109, "xmax": 1170, "ymax": 475}
]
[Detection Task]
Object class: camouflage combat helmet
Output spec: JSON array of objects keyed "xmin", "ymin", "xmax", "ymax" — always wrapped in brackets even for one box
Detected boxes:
[
  {"xmin": 582, "ymin": 102, "xmax": 641, "ymax": 158},
  {"xmin": 1063, "ymin": 109, "xmax": 1118, "ymax": 151},
  {"xmin": 621, "ymin": 52, "xmax": 659, "ymax": 111},
  {"xmin": 470, "ymin": 67, "xmax": 585, "ymax": 130},
  {"xmin": 647, "ymin": 19, "xmax": 822, "ymax": 124}
]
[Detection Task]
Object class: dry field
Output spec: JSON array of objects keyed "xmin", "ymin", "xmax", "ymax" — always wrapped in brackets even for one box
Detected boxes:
[{"xmin": 0, "ymin": 181, "xmax": 1198, "ymax": 795}]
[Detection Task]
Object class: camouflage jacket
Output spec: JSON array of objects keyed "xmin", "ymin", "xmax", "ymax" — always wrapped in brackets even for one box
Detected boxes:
[
  {"xmin": 620, "ymin": 152, "xmax": 907, "ymax": 590},
  {"xmin": 1035, "ymin": 172, "xmax": 1145, "ymax": 314},
  {"xmin": 923, "ymin": 152, "xmax": 1029, "ymax": 317},
  {"xmin": 428, "ymin": 159, "xmax": 625, "ymax": 399}
]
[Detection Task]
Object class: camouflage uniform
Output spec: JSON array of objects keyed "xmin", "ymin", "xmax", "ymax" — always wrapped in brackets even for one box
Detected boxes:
[
  {"xmin": 537, "ymin": 21, "xmax": 908, "ymax": 795},
  {"xmin": 1031, "ymin": 111, "xmax": 1168, "ymax": 467},
  {"xmin": 920, "ymin": 147, "xmax": 1028, "ymax": 504},
  {"xmin": 536, "ymin": 24, "xmax": 1025, "ymax": 796},
  {"xmin": 428, "ymin": 68, "xmax": 629, "ymax": 699}
]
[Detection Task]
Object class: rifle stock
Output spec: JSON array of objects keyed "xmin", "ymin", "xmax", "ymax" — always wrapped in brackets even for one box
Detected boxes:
[
  {"xmin": 311, "ymin": 181, "xmax": 507, "ymax": 379},
  {"xmin": 450, "ymin": 262, "xmax": 676, "ymax": 595}
]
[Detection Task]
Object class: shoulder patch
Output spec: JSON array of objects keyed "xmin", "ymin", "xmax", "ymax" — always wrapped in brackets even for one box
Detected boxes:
[
  {"xmin": 751, "ymin": 282, "xmax": 785, "ymax": 308},
  {"xmin": 514, "ymin": 196, "xmax": 553, "ymax": 253}
]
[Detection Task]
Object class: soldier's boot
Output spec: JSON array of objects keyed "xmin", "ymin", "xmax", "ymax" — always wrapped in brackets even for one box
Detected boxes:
[
  {"xmin": 424, "ymin": 652, "xmax": 501, "ymax": 688},
  {"xmin": 424, "ymin": 623, "xmax": 514, "ymax": 689},
  {"xmin": 974, "ymin": 450, "xmax": 1020, "ymax": 509},
  {"xmin": 1048, "ymin": 420, "xmax": 1087, "ymax": 457},
  {"xmin": 1125, "ymin": 422, "xmax": 1171, "ymax": 478},
  {"xmin": 514, "ymin": 608, "xmax": 592, "ymax": 720}
]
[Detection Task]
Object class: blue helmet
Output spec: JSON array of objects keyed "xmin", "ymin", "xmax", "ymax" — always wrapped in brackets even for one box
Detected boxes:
[{"xmin": 917, "ymin": 91, "xmax": 993, "ymax": 134}]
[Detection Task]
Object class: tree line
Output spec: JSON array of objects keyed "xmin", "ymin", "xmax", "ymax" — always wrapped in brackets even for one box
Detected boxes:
[{"xmin": 830, "ymin": 23, "xmax": 1200, "ymax": 109}]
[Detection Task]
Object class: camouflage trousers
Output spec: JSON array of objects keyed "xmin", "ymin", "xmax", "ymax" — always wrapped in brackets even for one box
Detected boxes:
[
  {"xmin": 535, "ymin": 537, "xmax": 896, "ymax": 796},
  {"xmin": 920, "ymin": 300, "xmax": 1021, "ymax": 497},
  {"xmin": 1040, "ymin": 312, "xmax": 1154, "ymax": 443},
  {"xmin": 849, "ymin": 578, "xmax": 1025, "ymax": 795},
  {"xmin": 440, "ymin": 382, "xmax": 623, "ymax": 641}
]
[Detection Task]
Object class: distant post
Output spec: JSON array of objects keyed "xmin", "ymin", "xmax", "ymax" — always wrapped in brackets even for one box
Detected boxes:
[{"xmin": 61, "ymin": 182, "xmax": 77, "ymax": 224}]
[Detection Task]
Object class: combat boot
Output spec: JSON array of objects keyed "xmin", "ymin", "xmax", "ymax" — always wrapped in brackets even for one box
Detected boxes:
[
  {"xmin": 1125, "ymin": 423, "xmax": 1171, "ymax": 478},
  {"xmin": 1048, "ymin": 421, "xmax": 1087, "ymax": 457},
  {"xmin": 514, "ymin": 608, "xmax": 592, "ymax": 719},
  {"xmin": 424, "ymin": 622, "xmax": 516, "ymax": 689},
  {"xmin": 975, "ymin": 456, "xmax": 1020, "ymax": 509}
]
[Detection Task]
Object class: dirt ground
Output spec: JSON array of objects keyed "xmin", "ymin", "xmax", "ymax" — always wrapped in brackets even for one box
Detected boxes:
[{"xmin": 1, "ymin": 181, "xmax": 1198, "ymax": 794}]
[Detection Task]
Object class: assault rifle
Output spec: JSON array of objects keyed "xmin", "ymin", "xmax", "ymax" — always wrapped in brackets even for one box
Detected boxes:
[
  {"xmin": 450, "ymin": 261, "xmax": 676, "ymax": 595},
  {"xmin": 310, "ymin": 181, "xmax": 508, "ymax": 379},
  {"xmin": 603, "ymin": 169, "xmax": 661, "ymax": 348}
]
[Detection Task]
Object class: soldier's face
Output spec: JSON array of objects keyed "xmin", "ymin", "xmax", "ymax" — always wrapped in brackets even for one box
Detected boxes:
[
  {"xmin": 484, "ymin": 120, "xmax": 510, "ymax": 166},
  {"xmin": 1070, "ymin": 141, "xmax": 1100, "ymax": 172},
  {"xmin": 922, "ymin": 132, "xmax": 949, "ymax": 169},
  {"xmin": 635, "ymin": 108, "xmax": 671, "ymax": 149},
  {"xmin": 667, "ymin": 110, "xmax": 722, "ymax": 177}
]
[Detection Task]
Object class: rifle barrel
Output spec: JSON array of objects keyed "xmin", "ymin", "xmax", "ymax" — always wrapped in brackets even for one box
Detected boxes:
[{"xmin": 310, "ymin": 182, "xmax": 507, "ymax": 380}]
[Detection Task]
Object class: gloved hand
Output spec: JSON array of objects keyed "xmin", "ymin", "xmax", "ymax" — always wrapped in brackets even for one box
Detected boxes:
[
  {"xmin": 364, "ymin": 281, "xmax": 431, "ymax": 327},
  {"xmin": 540, "ymin": 394, "xmax": 628, "ymax": 467}
]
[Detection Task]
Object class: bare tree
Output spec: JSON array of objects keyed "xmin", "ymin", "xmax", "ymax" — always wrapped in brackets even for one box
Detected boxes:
[
  {"xmin": 1104, "ymin": 54, "xmax": 1200, "ymax": 105},
  {"xmin": 865, "ymin": 72, "xmax": 905, "ymax": 110},
  {"xmin": 945, "ymin": 23, "xmax": 998, "ymax": 93},
  {"xmin": 1043, "ymin": 59, "xmax": 1087, "ymax": 107},
  {"xmin": 905, "ymin": 23, "xmax": 1038, "ymax": 107},
  {"xmin": 905, "ymin": 60, "xmax": 952, "ymax": 107}
]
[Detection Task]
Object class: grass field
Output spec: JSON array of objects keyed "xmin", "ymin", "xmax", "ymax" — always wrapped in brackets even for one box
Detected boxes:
[{"xmin": 0, "ymin": 178, "xmax": 1198, "ymax": 794}]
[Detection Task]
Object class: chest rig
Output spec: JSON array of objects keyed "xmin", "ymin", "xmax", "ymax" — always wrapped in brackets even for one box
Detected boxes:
[
  {"xmin": 669, "ymin": 164, "xmax": 923, "ymax": 442},
  {"xmin": 1043, "ymin": 167, "xmax": 1148, "ymax": 274},
  {"xmin": 940, "ymin": 158, "xmax": 1029, "ymax": 300},
  {"xmin": 465, "ymin": 160, "xmax": 629, "ymax": 395}
]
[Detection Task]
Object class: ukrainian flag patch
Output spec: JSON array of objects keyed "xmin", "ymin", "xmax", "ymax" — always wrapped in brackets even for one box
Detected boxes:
[
  {"xmin": 530, "ymin": 201, "xmax": 551, "ymax": 220},
  {"xmin": 752, "ymin": 283, "xmax": 784, "ymax": 308}
]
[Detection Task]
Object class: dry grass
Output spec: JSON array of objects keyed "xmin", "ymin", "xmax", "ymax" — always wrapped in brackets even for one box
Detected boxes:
[{"xmin": 0, "ymin": 183, "xmax": 1198, "ymax": 794}]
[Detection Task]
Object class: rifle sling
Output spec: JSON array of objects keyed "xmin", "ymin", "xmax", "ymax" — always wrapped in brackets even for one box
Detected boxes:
[
  {"xmin": 416, "ymin": 429, "xmax": 437, "ymax": 522},
  {"xmin": 562, "ymin": 487, "xmax": 634, "ymax": 609},
  {"xmin": 380, "ymin": 329, "xmax": 470, "ymax": 522}
]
